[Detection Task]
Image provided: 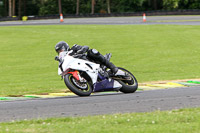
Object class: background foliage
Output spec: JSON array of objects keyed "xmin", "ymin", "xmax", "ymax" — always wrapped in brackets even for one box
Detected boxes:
[{"xmin": 0, "ymin": 0, "xmax": 200, "ymax": 17}]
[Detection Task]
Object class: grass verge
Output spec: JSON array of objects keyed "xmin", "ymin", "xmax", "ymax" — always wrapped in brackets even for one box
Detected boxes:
[
  {"xmin": 0, "ymin": 25, "xmax": 200, "ymax": 96},
  {"xmin": 0, "ymin": 108, "xmax": 200, "ymax": 133}
]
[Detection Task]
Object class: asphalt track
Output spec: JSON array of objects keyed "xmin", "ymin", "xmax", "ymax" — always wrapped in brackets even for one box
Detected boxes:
[
  {"xmin": 0, "ymin": 15, "xmax": 200, "ymax": 26},
  {"xmin": 0, "ymin": 86, "xmax": 200, "ymax": 122},
  {"xmin": 1, "ymin": 16, "xmax": 200, "ymax": 122}
]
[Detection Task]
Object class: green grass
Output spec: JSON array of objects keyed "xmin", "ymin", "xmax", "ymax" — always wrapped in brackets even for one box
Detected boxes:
[
  {"xmin": 0, "ymin": 108, "xmax": 200, "ymax": 133},
  {"xmin": 0, "ymin": 25, "xmax": 200, "ymax": 96}
]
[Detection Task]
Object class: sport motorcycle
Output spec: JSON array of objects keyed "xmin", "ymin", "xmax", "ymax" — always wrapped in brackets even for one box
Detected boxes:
[{"xmin": 55, "ymin": 51, "xmax": 138, "ymax": 96}]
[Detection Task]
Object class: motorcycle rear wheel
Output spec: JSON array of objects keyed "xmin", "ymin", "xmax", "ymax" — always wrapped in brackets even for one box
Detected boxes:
[
  {"xmin": 117, "ymin": 67, "xmax": 138, "ymax": 93},
  {"xmin": 64, "ymin": 74, "xmax": 92, "ymax": 96}
]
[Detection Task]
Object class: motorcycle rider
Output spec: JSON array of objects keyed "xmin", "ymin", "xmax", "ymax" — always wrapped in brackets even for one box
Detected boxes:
[{"xmin": 54, "ymin": 41, "xmax": 118, "ymax": 75}]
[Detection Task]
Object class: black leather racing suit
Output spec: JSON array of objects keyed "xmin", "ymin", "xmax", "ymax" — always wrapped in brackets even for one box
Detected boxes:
[{"xmin": 70, "ymin": 44, "xmax": 118, "ymax": 74}]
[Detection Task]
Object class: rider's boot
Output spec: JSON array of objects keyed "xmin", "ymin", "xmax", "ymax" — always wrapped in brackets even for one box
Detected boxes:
[{"xmin": 104, "ymin": 59, "xmax": 118, "ymax": 75}]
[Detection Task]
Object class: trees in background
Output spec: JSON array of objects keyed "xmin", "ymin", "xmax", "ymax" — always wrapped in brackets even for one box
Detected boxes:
[
  {"xmin": 76, "ymin": 0, "xmax": 79, "ymax": 15},
  {"xmin": 58, "ymin": 0, "xmax": 62, "ymax": 14},
  {"xmin": 8, "ymin": 0, "xmax": 11, "ymax": 16},
  {"xmin": 1, "ymin": 0, "xmax": 39, "ymax": 17},
  {"xmin": 91, "ymin": 0, "xmax": 95, "ymax": 14},
  {"xmin": 0, "ymin": 0, "xmax": 200, "ymax": 17},
  {"xmin": 106, "ymin": 0, "xmax": 110, "ymax": 14}
]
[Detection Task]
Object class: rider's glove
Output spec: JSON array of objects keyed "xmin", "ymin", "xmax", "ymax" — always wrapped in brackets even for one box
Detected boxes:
[
  {"xmin": 55, "ymin": 56, "xmax": 60, "ymax": 61},
  {"xmin": 77, "ymin": 46, "xmax": 89, "ymax": 54},
  {"xmin": 71, "ymin": 44, "xmax": 78, "ymax": 51},
  {"xmin": 77, "ymin": 49, "xmax": 84, "ymax": 54}
]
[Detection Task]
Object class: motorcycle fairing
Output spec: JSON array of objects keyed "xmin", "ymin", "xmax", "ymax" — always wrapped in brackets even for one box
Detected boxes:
[
  {"xmin": 93, "ymin": 74, "xmax": 122, "ymax": 92},
  {"xmin": 59, "ymin": 55, "xmax": 100, "ymax": 84},
  {"xmin": 93, "ymin": 79, "xmax": 114, "ymax": 92}
]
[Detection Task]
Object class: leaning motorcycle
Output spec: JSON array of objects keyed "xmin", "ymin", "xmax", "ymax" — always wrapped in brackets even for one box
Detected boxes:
[{"xmin": 55, "ymin": 51, "xmax": 138, "ymax": 96}]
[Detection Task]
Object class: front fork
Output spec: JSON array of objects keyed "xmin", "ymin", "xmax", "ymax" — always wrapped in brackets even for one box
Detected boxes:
[
  {"xmin": 68, "ymin": 71, "xmax": 80, "ymax": 81},
  {"xmin": 61, "ymin": 70, "xmax": 79, "ymax": 80},
  {"xmin": 67, "ymin": 71, "xmax": 87, "ymax": 83}
]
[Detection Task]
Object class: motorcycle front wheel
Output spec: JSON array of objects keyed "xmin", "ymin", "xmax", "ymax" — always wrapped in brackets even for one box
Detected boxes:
[{"xmin": 64, "ymin": 74, "xmax": 92, "ymax": 96}]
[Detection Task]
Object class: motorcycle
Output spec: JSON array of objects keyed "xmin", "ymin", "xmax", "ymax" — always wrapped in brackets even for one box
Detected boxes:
[{"xmin": 55, "ymin": 50, "xmax": 138, "ymax": 96}]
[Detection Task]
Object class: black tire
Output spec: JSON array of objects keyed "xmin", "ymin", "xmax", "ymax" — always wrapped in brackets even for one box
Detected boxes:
[
  {"xmin": 117, "ymin": 67, "xmax": 138, "ymax": 93},
  {"xmin": 64, "ymin": 74, "xmax": 92, "ymax": 96}
]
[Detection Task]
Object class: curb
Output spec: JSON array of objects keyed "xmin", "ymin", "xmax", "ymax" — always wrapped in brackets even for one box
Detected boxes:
[
  {"xmin": 138, "ymin": 80, "xmax": 200, "ymax": 91},
  {"xmin": 1, "ymin": 80, "xmax": 200, "ymax": 101}
]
